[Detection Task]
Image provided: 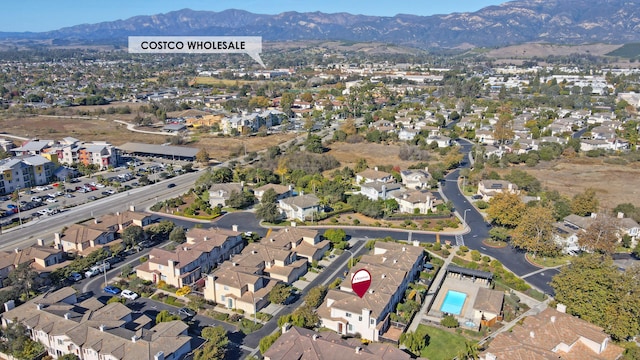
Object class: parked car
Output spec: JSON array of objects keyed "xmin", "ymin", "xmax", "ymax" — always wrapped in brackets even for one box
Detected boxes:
[
  {"xmin": 167, "ymin": 183, "xmax": 176, "ymax": 188},
  {"xmin": 85, "ymin": 267, "xmax": 101, "ymax": 278},
  {"xmin": 68, "ymin": 272, "xmax": 83, "ymax": 282},
  {"xmin": 46, "ymin": 198, "xmax": 57, "ymax": 203},
  {"xmin": 178, "ymin": 307, "xmax": 196, "ymax": 318},
  {"xmin": 121, "ymin": 289, "xmax": 139, "ymax": 300},
  {"xmin": 104, "ymin": 286, "xmax": 121, "ymax": 295},
  {"xmin": 88, "ymin": 196, "xmax": 97, "ymax": 201}
]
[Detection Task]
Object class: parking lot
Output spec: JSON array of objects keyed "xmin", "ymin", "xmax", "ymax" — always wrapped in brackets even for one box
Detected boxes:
[{"xmin": 0, "ymin": 157, "xmax": 188, "ymax": 228}]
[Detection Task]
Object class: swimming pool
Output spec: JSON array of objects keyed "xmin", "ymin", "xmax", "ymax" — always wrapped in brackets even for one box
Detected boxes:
[{"xmin": 440, "ymin": 290, "xmax": 467, "ymax": 315}]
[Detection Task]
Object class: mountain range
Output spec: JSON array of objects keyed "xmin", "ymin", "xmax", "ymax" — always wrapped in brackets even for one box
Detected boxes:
[{"xmin": 2, "ymin": 0, "xmax": 640, "ymax": 49}]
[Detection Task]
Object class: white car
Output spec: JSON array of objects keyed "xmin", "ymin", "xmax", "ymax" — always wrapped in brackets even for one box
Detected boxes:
[
  {"xmin": 45, "ymin": 198, "xmax": 57, "ymax": 203},
  {"xmin": 96, "ymin": 183, "xmax": 106, "ymax": 188},
  {"xmin": 121, "ymin": 289, "xmax": 139, "ymax": 300}
]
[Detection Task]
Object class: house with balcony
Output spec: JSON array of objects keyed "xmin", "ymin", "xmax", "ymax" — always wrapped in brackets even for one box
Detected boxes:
[
  {"xmin": 390, "ymin": 189, "xmax": 442, "ymax": 214},
  {"xmin": 317, "ymin": 241, "xmax": 424, "ymax": 342},
  {"xmin": 0, "ymin": 155, "xmax": 56, "ymax": 195},
  {"xmin": 277, "ymin": 193, "xmax": 321, "ymax": 221},
  {"xmin": 355, "ymin": 167, "xmax": 393, "ymax": 184},
  {"xmin": 53, "ymin": 223, "xmax": 116, "ymax": 256},
  {"xmin": 400, "ymin": 168, "xmax": 430, "ymax": 189},
  {"xmin": 359, "ymin": 181, "xmax": 402, "ymax": 201},
  {"xmin": 135, "ymin": 227, "xmax": 243, "ymax": 288},
  {"xmin": 477, "ymin": 180, "xmax": 520, "ymax": 201},
  {"xmin": 266, "ymin": 227, "xmax": 330, "ymax": 262},
  {"xmin": 480, "ymin": 305, "xmax": 623, "ymax": 360},
  {"xmin": 2, "ymin": 287, "xmax": 192, "ymax": 360}
]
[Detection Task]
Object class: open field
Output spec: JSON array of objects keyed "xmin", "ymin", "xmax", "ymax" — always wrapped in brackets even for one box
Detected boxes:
[
  {"xmin": 0, "ymin": 113, "xmax": 298, "ymax": 160},
  {"xmin": 509, "ymin": 157, "xmax": 640, "ymax": 209},
  {"xmin": 326, "ymin": 142, "xmax": 424, "ymax": 169}
]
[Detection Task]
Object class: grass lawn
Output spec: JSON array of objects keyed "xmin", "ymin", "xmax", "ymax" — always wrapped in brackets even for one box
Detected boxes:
[{"xmin": 418, "ymin": 325, "xmax": 468, "ymax": 360}]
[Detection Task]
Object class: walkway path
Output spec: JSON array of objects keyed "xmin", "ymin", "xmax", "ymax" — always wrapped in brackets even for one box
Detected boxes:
[{"xmin": 407, "ymin": 248, "xmax": 456, "ymax": 333}]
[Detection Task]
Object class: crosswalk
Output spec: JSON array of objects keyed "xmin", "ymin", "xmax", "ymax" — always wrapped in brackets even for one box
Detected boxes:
[{"xmin": 455, "ymin": 234, "xmax": 464, "ymax": 246}]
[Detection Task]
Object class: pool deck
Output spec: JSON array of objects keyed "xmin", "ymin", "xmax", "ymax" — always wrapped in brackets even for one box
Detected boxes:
[{"xmin": 430, "ymin": 274, "xmax": 491, "ymax": 326}]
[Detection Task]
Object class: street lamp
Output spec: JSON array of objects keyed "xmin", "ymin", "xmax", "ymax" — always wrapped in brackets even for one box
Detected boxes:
[
  {"xmin": 463, "ymin": 208, "xmax": 471, "ymax": 228},
  {"xmin": 253, "ymin": 296, "xmax": 264, "ymax": 325}
]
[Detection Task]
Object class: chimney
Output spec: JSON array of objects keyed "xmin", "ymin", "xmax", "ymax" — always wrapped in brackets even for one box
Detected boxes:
[
  {"xmin": 232, "ymin": 224, "xmax": 238, "ymax": 232},
  {"xmin": 99, "ymin": 324, "xmax": 105, "ymax": 332},
  {"xmin": 291, "ymin": 221, "xmax": 297, "ymax": 227},
  {"xmin": 131, "ymin": 335, "xmax": 137, "ymax": 343},
  {"xmin": 203, "ymin": 236, "xmax": 208, "ymax": 241},
  {"xmin": 557, "ymin": 303, "xmax": 567, "ymax": 313},
  {"xmin": 374, "ymin": 166, "xmax": 378, "ymax": 171},
  {"xmin": 94, "ymin": 219, "xmax": 99, "ymax": 224},
  {"xmin": 37, "ymin": 238, "xmax": 45, "ymax": 246},
  {"xmin": 281, "ymin": 322, "xmax": 290, "ymax": 334},
  {"xmin": 424, "ymin": 166, "xmax": 429, "ymax": 173},
  {"xmin": 129, "ymin": 205, "xmax": 136, "ymax": 212},
  {"xmin": 413, "ymin": 240, "xmax": 419, "ymax": 247},
  {"xmin": 300, "ymin": 190, "xmax": 304, "ymax": 196},
  {"xmin": 232, "ymin": 262, "xmax": 237, "ymax": 267},
  {"xmin": 154, "ymin": 352, "xmax": 165, "ymax": 360},
  {"xmin": 14, "ymin": 248, "xmax": 19, "ymax": 254},
  {"xmin": 285, "ymin": 228, "xmax": 289, "ymax": 232},
  {"xmin": 617, "ymin": 212, "xmax": 624, "ymax": 219},
  {"xmin": 36, "ymin": 303, "xmax": 43, "ymax": 311},
  {"xmin": 550, "ymin": 316, "xmax": 556, "ymax": 323},
  {"xmin": 251, "ymin": 250, "xmax": 257, "ymax": 254},
  {"xmin": 4, "ymin": 300, "xmax": 15, "ymax": 312},
  {"xmin": 381, "ymin": 274, "xmax": 386, "ymax": 279},
  {"xmin": 116, "ymin": 211, "xmax": 120, "ymax": 216},
  {"xmin": 312, "ymin": 334, "xmax": 319, "ymax": 341},
  {"xmin": 402, "ymin": 246, "xmax": 406, "ymax": 252},
  {"xmin": 355, "ymin": 347, "xmax": 362, "ymax": 354},
  {"xmin": 64, "ymin": 313, "xmax": 71, "ymax": 320},
  {"xmin": 485, "ymin": 353, "xmax": 497, "ymax": 360},
  {"xmin": 529, "ymin": 331, "xmax": 535, "ymax": 339},
  {"xmin": 54, "ymin": 232, "xmax": 61, "ymax": 242}
]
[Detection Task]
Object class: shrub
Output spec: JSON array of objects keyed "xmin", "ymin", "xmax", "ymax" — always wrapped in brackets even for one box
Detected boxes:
[
  {"xmin": 470, "ymin": 250, "xmax": 482, "ymax": 261},
  {"xmin": 441, "ymin": 315, "xmax": 459, "ymax": 328},
  {"xmin": 176, "ymin": 286, "xmax": 191, "ymax": 297}
]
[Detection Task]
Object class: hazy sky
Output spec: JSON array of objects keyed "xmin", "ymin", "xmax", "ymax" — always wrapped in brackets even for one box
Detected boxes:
[{"xmin": 2, "ymin": 0, "xmax": 506, "ymax": 32}]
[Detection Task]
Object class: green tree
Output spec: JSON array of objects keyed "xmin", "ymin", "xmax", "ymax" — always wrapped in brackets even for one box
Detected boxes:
[
  {"xmin": 8, "ymin": 262, "xmax": 39, "ymax": 300},
  {"xmin": 156, "ymin": 310, "xmax": 181, "ymax": 323},
  {"xmin": 552, "ymin": 255, "xmax": 640, "ymax": 340},
  {"xmin": 441, "ymin": 315, "xmax": 459, "ymax": 328},
  {"xmin": 261, "ymin": 188, "xmax": 278, "ymax": 204},
  {"xmin": 304, "ymin": 285, "xmax": 327, "ymax": 308},
  {"xmin": 511, "ymin": 205, "xmax": 557, "ymax": 257},
  {"xmin": 256, "ymin": 202, "xmax": 280, "ymax": 223},
  {"xmin": 323, "ymin": 228, "xmax": 347, "ymax": 243},
  {"xmin": 121, "ymin": 225, "xmax": 145, "ymax": 248},
  {"xmin": 194, "ymin": 326, "xmax": 229, "ymax": 360},
  {"xmin": 107, "ymin": 296, "xmax": 126, "ymax": 304},
  {"xmin": 400, "ymin": 327, "xmax": 430, "ymax": 355},
  {"xmin": 304, "ymin": 134, "xmax": 323, "ymax": 153},
  {"xmin": 486, "ymin": 192, "xmax": 526, "ymax": 227},
  {"xmin": 59, "ymin": 355, "xmax": 81, "ymax": 360},
  {"xmin": 226, "ymin": 190, "xmax": 255, "ymax": 209},
  {"xmin": 571, "ymin": 188, "xmax": 599, "ymax": 216},
  {"xmin": 269, "ymin": 283, "xmax": 292, "ymax": 305},
  {"xmin": 196, "ymin": 148, "xmax": 210, "ymax": 164},
  {"xmin": 259, "ymin": 332, "xmax": 282, "ymax": 354},
  {"xmin": 169, "ymin": 226, "xmax": 186, "ymax": 244}
]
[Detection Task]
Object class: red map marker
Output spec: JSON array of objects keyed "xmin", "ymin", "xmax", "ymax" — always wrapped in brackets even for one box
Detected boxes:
[{"xmin": 351, "ymin": 269, "xmax": 371, "ymax": 298}]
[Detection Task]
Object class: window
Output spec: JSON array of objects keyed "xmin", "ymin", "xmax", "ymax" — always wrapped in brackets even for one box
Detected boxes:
[
  {"xmin": 224, "ymin": 285, "xmax": 229, "ymax": 290},
  {"xmin": 57, "ymin": 339, "xmax": 63, "ymax": 345},
  {"xmin": 347, "ymin": 324, "xmax": 353, "ymax": 332},
  {"xmin": 221, "ymin": 295, "xmax": 226, "ymax": 301},
  {"xmin": 358, "ymin": 316, "xmax": 362, "ymax": 321},
  {"xmin": 370, "ymin": 319, "xmax": 375, "ymax": 325},
  {"xmin": 345, "ymin": 312, "xmax": 352, "ymax": 318}
]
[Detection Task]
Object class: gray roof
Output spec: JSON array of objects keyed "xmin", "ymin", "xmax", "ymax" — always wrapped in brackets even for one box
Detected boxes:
[
  {"xmin": 447, "ymin": 265, "xmax": 493, "ymax": 280},
  {"xmin": 118, "ymin": 142, "xmax": 199, "ymax": 158}
]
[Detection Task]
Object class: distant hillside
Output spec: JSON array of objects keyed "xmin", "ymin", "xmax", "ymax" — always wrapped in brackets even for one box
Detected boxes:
[
  {"xmin": 606, "ymin": 43, "xmax": 640, "ymax": 58},
  {"xmin": 2, "ymin": 0, "xmax": 640, "ymax": 49}
]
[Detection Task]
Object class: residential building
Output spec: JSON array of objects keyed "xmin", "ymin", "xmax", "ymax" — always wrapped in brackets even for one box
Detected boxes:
[
  {"xmin": 136, "ymin": 227, "xmax": 243, "ymax": 288},
  {"xmin": 477, "ymin": 180, "xmax": 520, "ymax": 201},
  {"xmin": 426, "ymin": 135, "xmax": 452, "ymax": 148},
  {"xmin": 278, "ymin": 194, "xmax": 321, "ymax": 221},
  {"xmin": 359, "ymin": 181, "xmax": 402, "ymax": 201},
  {"xmin": 480, "ymin": 306, "xmax": 623, "ymax": 360},
  {"xmin": 400, "ymin": 168, "xmax": 430, "ymax": 189},
  {"xmin": 2, "ymin": 287, "xmax": 192, "ymax": 360},
  {"xmin": 49, "ymin": 140, "xmax": 118, "ymax": 170},
  {"xmin": 208, "ymin": 182, "xmax": 244, "ymax": 207},
  {"xmin": 10, "ymin": 139, "xmax": 54, "ymax": 156},
  {"xmin": 53, "ymin": 223, "xmax": 116, "ymax": 255},
  {"xmin": 390, "ymin": 189, "xmax": 441, "ymax": 214},
  {"xmin": 0, "ymin": 155, "xmax": 56, "ymax": 195},
  {"xmin": 253, "ymin": 183, "xmax": 293, "ymax": 203},
  {"xmin": 318, "ymin": 241, "xmax": 424, "ymax": 341},
  {"xmin": 266, "ymin": 227, "xmax": 330, "ymax": 262},
  {"xmin": 356, "ymin": 167, "xmax": 393, "ymax": 184},
  {"xmin": 264, "ymin": 326, "xmax": 415, "ymax": 360}
]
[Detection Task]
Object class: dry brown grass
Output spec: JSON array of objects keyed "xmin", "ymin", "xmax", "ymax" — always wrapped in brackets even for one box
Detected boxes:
[
  {"xmin": 195, "ymin": 133, "xmax": 298, "ymax": 161},
  {"xmin": 502, "ymin": 157, "xmax": 640, "ymax": 209},
  {"xmin": 326, "ymin": 142, "xmax": 418, "ymax": 169}
]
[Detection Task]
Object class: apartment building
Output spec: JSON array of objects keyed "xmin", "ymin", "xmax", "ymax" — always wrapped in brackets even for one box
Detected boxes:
[{"xmin": 0, "ymin": 155, "xmax": 56, "ymax": 195}]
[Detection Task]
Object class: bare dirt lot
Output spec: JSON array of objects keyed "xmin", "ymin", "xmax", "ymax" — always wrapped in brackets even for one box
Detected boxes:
[{"xmin": 509, "ymin": 157, "xmax": 640, "ymax": 209}]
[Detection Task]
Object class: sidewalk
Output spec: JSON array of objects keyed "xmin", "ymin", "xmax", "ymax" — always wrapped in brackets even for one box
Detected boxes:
[{"xmin": 407, "ymin": 248, "xmax": 457, "ymax": 332}]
